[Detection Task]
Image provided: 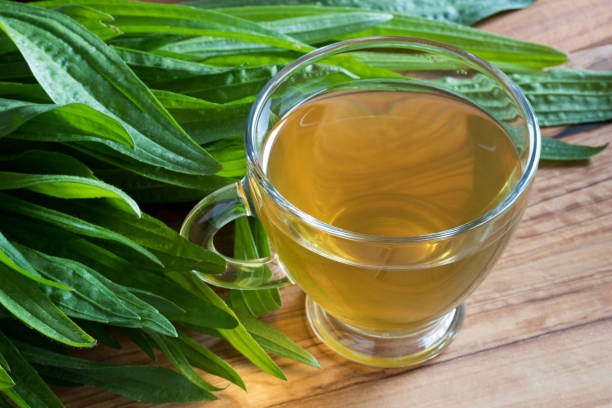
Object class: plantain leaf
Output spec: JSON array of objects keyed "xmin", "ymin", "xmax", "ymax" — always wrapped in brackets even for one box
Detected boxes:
[
  {"xmin": 0, "ymin": 232, "xmax": 70, "ymax": 291},
  {"xmin": 0, "ymin": 100, "xmax": 134, "ymax": 148},
  {"xmin": 0, "ymin": 98, "xmax": 133, "ymax": 148},
  {"xmin": 35, "ymin": 0, "xmax": 312, "ymax": 53},
  {"xmin": 261, "ymin": 12, "xmax": 392, "ymax": 44},
  {"xmin": 15, "ymin": 341, "xmax": 216, "ymax": 403},
  {"xmin": 150, "ymin": 64, "xmax": 283, "ymax": 102},
  {"xmin": 0, "ymin": 150, "xmax": 93, "ymax": 178},
  {"xmin": 92, "ymin": 169, "xmax": 207, "ymax": 203},
  {"xmin": 74, "ymin": 321, "xmax": 120, "ymax": 349},
  {"xmin": 171, "ymin": 272, "xmax": 287, "ymax": 380},
  {"xmin": 0, "ymin": 82, "xmax": 49, "ymax": 103},
  {"xmin": 228, "ymin": 217, "xmax": 281, "ymax": 318},
  {"xmin": 510, "ymin": 69, "xmax": 612, "ymax": 126},
  {"xmin": 33, "ymin": 235, "xmax": 237, "ymax": 330},
  {"xmin": 0, "ymin": 172, "xmax": 140, "ymax": 216},
  {"xmin": 0, "ymin": 331, "xmax": 64, "ymax": 408},
  {"xmin": 0, "ymin": 193, "xmax": 157, "ymax": 265},
  {"xmin": 192, "ymin": 0, "xmax": 535, "ymax": 25},
  {"xmin": 68, "ymin": 143, "xmax": 236, "ymax": 192},
  {"xmin": 541, "ymin": 136, "xmax": 607, "ymax": 161},
  {"xmin": 0, "ymin": 364, "xmax": 14, "ymax": 391},
  {"xmin": 177, "ymin": 333, "xmax": 246, "ymax": 390},
  {"xmin": 52, "ymin": 4, "xmax": 122, "ymax": 41},
  {"xmin": 0, "ymin": 264, "xmax": 95, "ymax": 348},
  {"xmin": 0, "ymin": 2, "xmax": 221, "ymax": 175},
  {"xmin": 217, "ymin": 5, "xmax": 565, "ymax": 68},
  {"xmin": 152, "ymin": 90, "xmax": 253, "ymax": 144},
  {"xmin": 236, "ymin": 311, "xmax": 319, "ymax": 368},
  {"xmin": 114, "ymin": 47, "xmax": 231, "ymax": 81},
  {"xmin": 149, "ymin": 333, "xmax": 222, "ymax": 392}
]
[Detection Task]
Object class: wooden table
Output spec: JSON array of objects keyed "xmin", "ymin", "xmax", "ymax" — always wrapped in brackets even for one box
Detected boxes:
[{"xmin": 56, "ymin": 0, "xmax": 612, "ymax": 406}]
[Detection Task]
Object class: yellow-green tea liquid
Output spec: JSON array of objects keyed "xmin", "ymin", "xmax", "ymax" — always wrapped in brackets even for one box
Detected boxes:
[{"xmin": 259, "ymin": 90, "xmax": 521, "ymax": 332}]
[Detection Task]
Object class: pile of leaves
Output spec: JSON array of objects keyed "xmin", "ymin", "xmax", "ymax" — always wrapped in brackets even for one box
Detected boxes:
[{"xmin": 0, "ymin": 0, "xmax": 609, "ymax": 405}]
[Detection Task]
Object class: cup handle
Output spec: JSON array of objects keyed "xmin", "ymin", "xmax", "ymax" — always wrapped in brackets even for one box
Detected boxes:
[{"xmin": 180, "ymin": 180, "xmax": 291, "ymax": 290}]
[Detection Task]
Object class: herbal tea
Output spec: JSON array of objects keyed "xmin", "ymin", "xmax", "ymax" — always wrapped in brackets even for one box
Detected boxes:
[{"xmin": 258, "ymin": 90, "xmax": 521, "ymax": 332}]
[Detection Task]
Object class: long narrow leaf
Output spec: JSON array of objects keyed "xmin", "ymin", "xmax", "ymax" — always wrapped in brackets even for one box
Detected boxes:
[
  {"xmin": 15, "ymin": 341, "xmax": 216, "ymax": 403},
  {"xmin": 171, "ymin": 272, "xmax": 287, "ymax": 380},
  {"xmin": 0, "ymin": 2, "xmax": 221, "ymax": 175},
  {"xmin": 0, "ymin": 172, "xmax": 140, "ymax": 216},
  {"xmin": 0, "ymin": 264, "xmax": 95, "ymax": 348},
  {"xmin": 149, "ymin": 333, "xmax": 222, "ymax": 392},
  {"xmin": 0, "ymin": 193, "xmax": 158, "ymax": 265},
  {"xmin": 261, "ymin": 12, "xmax": 392, "ymax": 44},
  {"xmin": 0, "ymin": 365, "xmax": 14, "ymax": 391},
  {"xmin": 193, "ymin": 0, "xmax": 535, "ymax": 25},
  {"xmin": 0, "ymin": 232, "xmax": 70, "ymax": 291},
  {"xmin": 237, "ymin": 312, "xmax": 319, "ymax": 368},
  {"xmin": 36, "ymin": 0, "xmax": 312, "ymax": 53},
  {"xmin": 177, "ymin": 333, "xmax": 246, "ymax": 390},
  {"xmin": 114, "ymin": 47, "xmax": 231, "ymax": 81},
  {"xmin": 0, "ymin": 150, "xmax": 93, "ymax": 178},
  {"xmin": 510, "ymin": 69, "xmax": 612, "ymax": 126},
  {"xmin": 0, "ymin": 98, "xmax": 133, "ymax": 147},
  {"xmin": 0, "ymin": 332, "xmax": 64, "ymax": 408}
]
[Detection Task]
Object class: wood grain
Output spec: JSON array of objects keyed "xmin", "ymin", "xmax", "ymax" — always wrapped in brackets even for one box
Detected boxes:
[{"xmin": 53, "ymin": 0, "xmax": 612, "ymax": 406}]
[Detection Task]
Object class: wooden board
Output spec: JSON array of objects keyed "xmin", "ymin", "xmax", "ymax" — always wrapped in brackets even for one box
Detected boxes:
[{"xmin": 54, "ymin": 0, "xmax": 612, "ymax": 406}]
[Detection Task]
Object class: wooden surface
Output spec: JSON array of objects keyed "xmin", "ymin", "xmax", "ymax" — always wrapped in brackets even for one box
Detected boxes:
[{"xmin": 55, "ymin": 0, "xmax": 612, "ymax": 407}]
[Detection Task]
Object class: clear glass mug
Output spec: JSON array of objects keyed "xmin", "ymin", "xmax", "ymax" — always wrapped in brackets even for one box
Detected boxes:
[{"xmin": 181, "ymin": 37, "xmax": 540, "ymax": 367}]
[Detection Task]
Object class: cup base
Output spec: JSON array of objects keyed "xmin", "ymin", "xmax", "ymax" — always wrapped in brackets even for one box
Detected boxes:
[{"xmin": 305, "ymin": 297, "xmax": 465, "ymax": 368}]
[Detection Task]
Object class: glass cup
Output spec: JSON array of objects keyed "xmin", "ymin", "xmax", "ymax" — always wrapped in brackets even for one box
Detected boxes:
[{"xmin": 181, "ymin": 37, "xmax": 540, "ymax": 367}]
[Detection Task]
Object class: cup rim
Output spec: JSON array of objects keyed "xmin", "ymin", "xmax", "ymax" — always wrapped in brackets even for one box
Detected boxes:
[{"xmin": 245, "ymin": 36, "xmax": 541, "ymax": 243}]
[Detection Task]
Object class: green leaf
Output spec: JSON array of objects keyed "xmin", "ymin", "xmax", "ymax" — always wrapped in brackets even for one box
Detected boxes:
[
  {"xmin": 510, "ymin": 69, "xmax": 612, "ymax": 126},
  {"xmin": 52, "ymin": 4, "xmax": 121, "ymax": 41},
  {"xmin": 151, "ymin": 64, "xmax": 282, "ymax": 103},
  {"xmin": 229, "ymin": 217, "xmax": 281, "ymax": 317},
  {"xmin": 261, "ymin": 12, "xmax": 393, "ymax": 44},
  {"xmin": 349, "ymin": 51, "xmax": 539, "ymax": 74},
  {"xmin": 0, "ymin": 232, "xmax": 71, "ymax": 291},
  {"xmin": 284, "ymin": 7, "xmax": 564, "ymax": 68},
  {"xmin": 153, "ymin": 90, "xmax": 253, "ymax": 144},
  {"xmin": 170, "ymin": 11, "xmax": 391, "ymax": 59},
  {"xmin": 158, "ymin": 36, "xmax": 282, "ymax": 59},
  {"xmin": 68, "ymin": 143, "xmax": 235, "ymax": 191},
  {"xmin": 0, "ymin": 100, "xmax": 134, "ymax": 148},
  {"xmin": 0, "ymin": 351, "xmax": 8, "ymax": 371},
  {"xmin": 0, "ymin": 2, "xmax": 220, "ymax": 175},
  {"xmin": 172, "ymin": 273, "xmax": 287, "ymax": 380},
  {"xmin": 0, "ymin": 81, "xmax": 50, "ymax": 103},
  {"xmin": 0, "ymin": 193, "xmax": 157, "ymax": 265},
  {"xmin": 129, "ymin": 288, "xmax": 185, "ymax": 315},
  {"xmin": 114, "ymin": 46, "xmax": 231, "ymax": 81},
  {"xmin": 92, "ymin": 169, "xmax": 207, "ymax": 203},
  {"xmin": 0, "ymin": 172, "xmax": 140, "ymax": 216},
  {"xmin": 40, "ymin": 236, "xmax": 237, "ymax": 330},
  {"xmin": 74, "ymin": 321, "xmax": 120, "ymax": 349},
  {"xmin": 15, "ymin": 245, "xmax": 141, "ymax": 322},
  {"xmin": 177, "ymin": 333, "xmax": 245, "ymax": 390},
  {"xmin": 149, "ymin": 333, "xmax": 222, "ymax": 392},
  {"xmin": 0, "ymin": 331, "xmax": 64, "ymax": 408},
  {"xmin": 36, "ymin": 0, "xmax": 312, "ymax": 53},
  {"xmin": 0, "ymin": 365, "xmax": 14, "ymax": 391},
  {"xmin": 236, "ymin": 312, "xmax": 319, "ymax": 368},
  {"xmin": 0, "ymin": 150, "xmax": 93, "ymax": 178},
  {"xmin": 541, "ymin": 136, "xmax": 607, "ymax": 161},
  {"xmin": 14, "ymin": 341, "xmax": 216, "ymax": 403},
  {"xmin": 205, "ymin": 0, "xmax": 535, "ymax": 25},
  {"xmin": 0, "ymin": 264, "xmax": 95, "ymax": 348}
]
